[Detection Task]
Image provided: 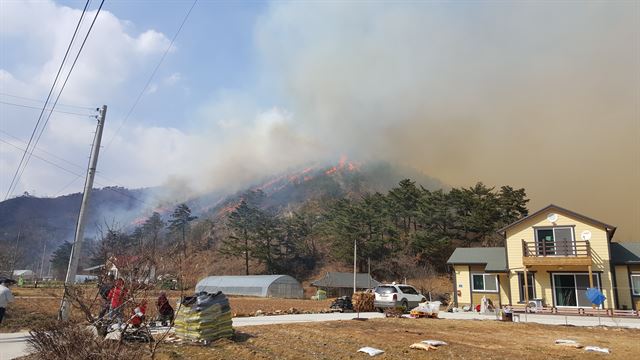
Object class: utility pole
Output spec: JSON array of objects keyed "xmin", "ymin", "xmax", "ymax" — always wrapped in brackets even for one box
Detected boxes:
[
  {"xmin": 368, "ymin": 257, "xmax": 371, "ymax": 289},
  {"xmin": 39, "ymin": 238, "xmax": 47, "ymax": 278},
  {"xmin": 59, "ymin": 105, "xmax": 107, "ymax": 321},
  {"xmin": 10, "ymin": 228, "xmax": 21, "ymax": 280},
  {"xmin": 353, "ymin": 239, "xmax": 357, "ymax": 294}
]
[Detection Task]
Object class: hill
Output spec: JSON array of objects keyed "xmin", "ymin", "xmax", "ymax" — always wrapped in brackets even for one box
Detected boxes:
[{"xmin": 0, "ymin": 160, "xmax": 444, "ymax": 272}]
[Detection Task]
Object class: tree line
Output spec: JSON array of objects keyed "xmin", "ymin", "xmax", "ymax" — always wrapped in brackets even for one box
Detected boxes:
[
  {"xmin": 47, "ymin": 179, "xmax": 528, "ymax": 283},
  {"xmin": 218, "ymin": 179, "xmax": 528, "ymax": 280}
]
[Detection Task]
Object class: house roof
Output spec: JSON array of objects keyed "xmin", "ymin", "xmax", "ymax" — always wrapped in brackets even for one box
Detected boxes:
[
  {"xmin": 498, "ymin": 204, "xmax": 616, "ymax": 236},
  {"xmin": 610, "ymin": 242, "xmax": 640, "ymax": 265},
  {"xmin": 311, "ymin": 272, "xmax": 380, "ymax": 289},
  {"xmin": 447, "ymin": 247, "xmax": 508, "ymax": 273}
]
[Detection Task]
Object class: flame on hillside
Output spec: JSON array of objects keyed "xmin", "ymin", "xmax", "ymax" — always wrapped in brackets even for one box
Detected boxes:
[{"xmin": 325, "ymin": 155, "xmax": 360, "ymax": 175}]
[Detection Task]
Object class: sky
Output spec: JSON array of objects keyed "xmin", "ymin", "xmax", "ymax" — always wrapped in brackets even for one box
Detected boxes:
[{"xmin": 0, "ymin": 0, "xmax": 639, "ymax": 240}]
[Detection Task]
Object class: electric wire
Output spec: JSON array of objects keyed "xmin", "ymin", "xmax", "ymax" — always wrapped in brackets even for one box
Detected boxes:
[
  {"xmin": 0, "ymin": 137, "xmax": 152, "ymax": 207},
  {"xmin": 0, "ymin": 100, "xmax": 95, "ymax": 117},
  {"xmin": 0, "ymin": 129, "xmax": 85, "ymax": 171},
  {"xmin": 0, "ymin": 92, "xmax": 95, "ymax": 110},
  {"xmin": 0, "ymin": 129, "xmax": 153, "ymax": 205},
  {"xmin": 3, "ymin": 0, "xmax": 91, "ymax": 201},
  {"xmin": 104, "ymin": 0, "xmax": 198, "ymax": 149},
  {"xmin": 7, "ymin": 0, "xmax": 105, "ymax": 200}
]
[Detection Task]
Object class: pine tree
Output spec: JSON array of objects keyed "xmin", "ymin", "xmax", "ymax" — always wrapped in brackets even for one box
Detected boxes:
[{"xmin": 168, "ymin": 204, "xmax": 197, "ymax": 256}]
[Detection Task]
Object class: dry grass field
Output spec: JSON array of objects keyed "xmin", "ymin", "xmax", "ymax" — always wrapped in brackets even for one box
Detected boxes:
[
  {"xmin": 1, "ymin": 286, "xmax": 332, "ymax": 332},
  {"xmin": 157, "ymin": 318, "xmax": 639, "ymax": 360},
  {"xmin": 6, "ymin": 287, "xmax": 640, "ymax": 359}
]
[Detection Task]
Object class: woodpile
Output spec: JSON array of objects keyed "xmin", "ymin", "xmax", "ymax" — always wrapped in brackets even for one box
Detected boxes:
[{"xmin": 352, "ymin": 292, "xmax": 375, "ymax": 312}]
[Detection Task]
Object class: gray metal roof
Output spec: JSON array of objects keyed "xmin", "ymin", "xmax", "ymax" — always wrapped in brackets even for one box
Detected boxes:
[
  {"xmin": 195, "ymin": 275, "xmax": 302, "ymax": 298},
  {"xmin": 610, "ymin": 242, "xmax": 640, "ymax": 264},
  {"xmin": 311, "ymin": 272, "xmax": 380, "ymax": 289},
  {"xmin": 447, "ymin": 247, "xmax": 508, "ymax": 272}
]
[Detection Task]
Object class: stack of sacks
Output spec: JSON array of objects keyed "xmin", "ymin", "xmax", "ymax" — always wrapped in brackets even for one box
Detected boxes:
[
  {"xmin": 174, "ymin": 291, "xmax": 233, "ymax": 342},
  {"xmin": 352, "ymin": 292, "xmax": 375, "ymax": 312}
]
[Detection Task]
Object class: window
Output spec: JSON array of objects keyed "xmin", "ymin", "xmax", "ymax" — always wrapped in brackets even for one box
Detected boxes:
[
  {"xmin": 535, "ymin": 227, "xmax": 575, "ymax": 255},
  {"xmin": 471, "ymin": 274, "xmax": 498, "ymax": 292},
  {"xmin": 632, "ymin": 275, "xmax": 640, "ymax": 296},
  {"xmin": 399, "ymin": 286, "xmax": 418, "ymax": 295},
  {"xmin": 552, "ymin": 273, "xmax": 600, "ymax": 307},
  {"xmin": 375, "ymin": 286, "xmax": 397, "ymax": 294},
  {"xmin": 517, "ymin": 272, "xmax": 535, "ymax": 302}
]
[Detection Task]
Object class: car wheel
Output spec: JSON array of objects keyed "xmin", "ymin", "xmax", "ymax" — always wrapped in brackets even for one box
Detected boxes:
[
  {"xmin": 377, "ymin": 307, "xmax": 384, "ymax": 313},
  {"xmin": 401, "ymin": 300, "xmax": 409, "ymax": 313}
]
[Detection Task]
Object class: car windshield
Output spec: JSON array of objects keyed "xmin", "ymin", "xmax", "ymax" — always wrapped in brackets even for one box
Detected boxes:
[{"xmin": 375, "ymin": 286, "xmax": 397, "ymax": 294}]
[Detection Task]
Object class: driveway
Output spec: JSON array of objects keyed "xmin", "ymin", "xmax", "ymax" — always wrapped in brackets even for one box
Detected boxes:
[{"xmin": 0, "ymin": 332, "xmax": 30, "ymax": 360}]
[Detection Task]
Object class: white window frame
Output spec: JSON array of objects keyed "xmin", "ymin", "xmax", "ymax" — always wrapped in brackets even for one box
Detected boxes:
[
  {"xmin": 535, "ymin": 227, "xmax": 576, "ymax": 256},
  {"xmin": 631, "ymin": 274, "xmax": 640, "ymax": 296},
  {"xmin": 551, "ymin": 272, "xmax": 601, "ymax": 308},
  {"xmin": 471, "ymin": 273, "xmax": 499, "ymax": 293}
]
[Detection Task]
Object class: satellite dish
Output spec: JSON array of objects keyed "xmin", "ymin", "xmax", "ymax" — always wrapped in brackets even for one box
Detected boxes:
[
  {"xmin": 581, "ymin": 230, "xmax": 592, "ymax": 241},
  {"xmin": 547, "ymin": 213, "xmax": 558, "ymax": 222}
]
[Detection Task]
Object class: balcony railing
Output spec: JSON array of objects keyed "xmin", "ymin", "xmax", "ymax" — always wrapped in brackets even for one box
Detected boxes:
[{"xmin": 522, "ymin": 239, "xmax": 591, "ymax": 258}]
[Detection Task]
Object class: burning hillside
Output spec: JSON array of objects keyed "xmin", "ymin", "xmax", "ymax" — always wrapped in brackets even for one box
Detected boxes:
[{"xmin": 205, "ymin": 159, "xmax": 442, "ymax": 218}]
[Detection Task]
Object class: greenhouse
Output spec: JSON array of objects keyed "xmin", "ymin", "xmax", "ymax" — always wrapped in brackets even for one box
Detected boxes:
[{"xmin": 195, "ymin": 275, "xmax": 304, "ymax": 299}]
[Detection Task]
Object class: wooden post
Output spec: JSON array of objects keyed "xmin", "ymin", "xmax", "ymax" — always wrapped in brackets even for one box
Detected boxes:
[
  {"xmin": 588, "ymin": 264, "xmax": 595, "ymax": 309},
  {"xmin": 523, "ymin": 266, "xmax": 529, "ymax": 308}
]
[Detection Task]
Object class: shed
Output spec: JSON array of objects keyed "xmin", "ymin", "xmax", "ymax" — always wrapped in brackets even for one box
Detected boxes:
[
  {"xmin": 311, "ymin": 272, "xmax": 380, "ymax": 297},
  {"xmin": 195, "ymin": 275, "xmax": 304, "ymax": 299}
]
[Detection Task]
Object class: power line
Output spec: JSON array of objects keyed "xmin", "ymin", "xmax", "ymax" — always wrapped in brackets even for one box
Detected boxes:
[
  {"xmin": 0, "ymin": 92, "xmax": 95, "ymax": 110},
  {"xmin": 0, "ymin": 129, "xmax": 86, "ymax": 171},
  {"xmin": 0, "ymin": 129, "xmax": 147, "ymax": 197},
  {"xmin": 105, "ymin": 0, "xmax": 198, "ymax": 149},
  {"xmin": 0, "ymin": 100, "xmax": 96, "ymax": 117},
  {"xmin": 0, "ymin": 137, "xmax": 152, "ymax": 207},
  {"xmin": 6, "ymin": 0, "xmax": 106, "ymax": 201},
  {"xmin": 3, "ymin": 0, "xmax": 91, "ymax": 201}
]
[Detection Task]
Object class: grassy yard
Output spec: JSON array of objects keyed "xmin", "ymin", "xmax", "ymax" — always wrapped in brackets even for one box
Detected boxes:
[
  {"xmin": 156, "ymin": 318, "xmax": 639, "ymax": 359},
  {"xmin": 1, "ymin": 286, "xmax": 332, "ymax": 332}
]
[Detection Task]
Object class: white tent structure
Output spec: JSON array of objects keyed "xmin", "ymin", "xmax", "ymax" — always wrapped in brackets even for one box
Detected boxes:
[
  {"xmin": 13, "ymin": 270, "xmax": 35, "ymax": 280},
  {"xmin": 195, "ymin": 275, "xmax": 304, "ymax": 299}
]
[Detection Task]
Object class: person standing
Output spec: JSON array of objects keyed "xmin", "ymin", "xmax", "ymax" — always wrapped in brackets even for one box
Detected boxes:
[
  {"xmin": 107, "ymin": 278, "xmax": 128, "ymax": 321},
  {"xmin": 0, "ymin": 279, "xmax": 16, "ymax": 325},
  {"xmin": 98, "ymin": 274, "xmax": 115, "ymax": 319}
]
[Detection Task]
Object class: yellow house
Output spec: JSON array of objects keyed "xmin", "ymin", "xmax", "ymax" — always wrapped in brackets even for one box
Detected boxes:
[{"xmin": 447, "ymin": 204, "xmax": 640, "ymax": 311}]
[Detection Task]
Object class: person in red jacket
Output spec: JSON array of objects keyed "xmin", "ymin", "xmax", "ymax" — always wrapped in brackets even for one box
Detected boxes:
[
  {"xmin": 107, "ymin": 278, "xmax": 128, "ymax": 321},
  {"xmin": 128, "ymin": 300, "xmax": 147, "ymax": 327}
]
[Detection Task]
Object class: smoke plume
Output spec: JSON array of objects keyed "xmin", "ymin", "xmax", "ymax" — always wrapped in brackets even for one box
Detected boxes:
[{"xmin": 217, "ymin": 1, "xmax": 637, "ymax": 240}]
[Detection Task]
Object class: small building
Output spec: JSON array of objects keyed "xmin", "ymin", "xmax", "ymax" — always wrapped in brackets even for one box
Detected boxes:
[
  {"xmin": 195, "ymin": 275, "xmax": 304, "ymax": 299},
  {"xmin": 311, "ymin": 272, "xmax": 380, "ymax": 297},
  {"xmin": 447, "ymin": 204, "xmax": 640, "ymax": 310},
  {"xmin": 13, "ymin": 270, "xmax": 36, "ymax": 280}
]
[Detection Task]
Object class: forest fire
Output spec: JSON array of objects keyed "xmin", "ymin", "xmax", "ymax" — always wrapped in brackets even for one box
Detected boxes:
[{"xmin": 325, "ymin": 155, "xmax": 360, "ymax": 175}]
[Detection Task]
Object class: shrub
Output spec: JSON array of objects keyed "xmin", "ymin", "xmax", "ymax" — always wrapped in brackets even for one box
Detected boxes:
[{"xmin": 28, "ymin": 320, "xmax": 146, "ymax": 360}]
